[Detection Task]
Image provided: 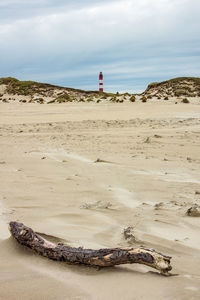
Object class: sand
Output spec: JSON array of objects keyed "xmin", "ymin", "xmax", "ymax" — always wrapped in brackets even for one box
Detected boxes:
[{"xmin": 0, "ymin": 101, "xmax": 200, "ymax": 299}]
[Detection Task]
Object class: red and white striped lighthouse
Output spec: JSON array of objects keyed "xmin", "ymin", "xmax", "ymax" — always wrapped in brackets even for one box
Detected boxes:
[{"xmin": 99, "ymin": 72, "xmax": 103, "ymax": 92}]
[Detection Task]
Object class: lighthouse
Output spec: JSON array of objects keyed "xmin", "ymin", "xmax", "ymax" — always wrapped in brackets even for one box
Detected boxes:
[{"xmin": 99, "ymin": 72, "xmax": 103, "ymax": 92}]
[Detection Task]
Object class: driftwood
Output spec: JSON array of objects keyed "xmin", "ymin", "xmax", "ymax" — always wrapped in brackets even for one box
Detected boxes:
[{"xmin": 9, "ymin": 221, "xmax": 172, "ymax": 275}]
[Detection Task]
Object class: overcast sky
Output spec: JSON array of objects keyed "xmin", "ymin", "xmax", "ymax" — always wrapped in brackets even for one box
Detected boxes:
[{"xmin": 0, "ymin": 0, "xmax": 200, "ymax": 92}]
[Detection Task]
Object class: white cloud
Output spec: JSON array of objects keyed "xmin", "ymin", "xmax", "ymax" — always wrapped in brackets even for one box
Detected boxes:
[{"xmin": 1, "ymin": 0, "xmax": 197, "ymax": 54}]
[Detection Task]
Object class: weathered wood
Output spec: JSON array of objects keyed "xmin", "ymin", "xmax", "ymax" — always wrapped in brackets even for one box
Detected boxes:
[{"xmin": 9, "ymin": 221, "xmax": 172, "ymax": 275}]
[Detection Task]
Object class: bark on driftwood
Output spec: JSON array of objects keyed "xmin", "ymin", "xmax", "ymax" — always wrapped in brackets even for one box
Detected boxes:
[{"xmin": 9, "ymin": 221, "xmax": 172, "ymax": 275}]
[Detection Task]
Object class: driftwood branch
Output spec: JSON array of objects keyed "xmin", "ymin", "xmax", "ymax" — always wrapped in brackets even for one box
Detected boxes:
[{"xmin": 9, "ymin": 221, "xmax": 172, "ymax": 275}]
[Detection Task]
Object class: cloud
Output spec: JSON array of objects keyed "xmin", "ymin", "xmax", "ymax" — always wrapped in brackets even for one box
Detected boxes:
[{"xmin": 0, "ymin": 0, "xmax": 200, "ymax": 92}]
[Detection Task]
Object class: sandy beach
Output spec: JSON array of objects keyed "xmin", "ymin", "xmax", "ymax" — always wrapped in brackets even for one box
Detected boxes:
[{"xmin": 0, "ymin": 101, "xmax": 200, "ymax": 299}]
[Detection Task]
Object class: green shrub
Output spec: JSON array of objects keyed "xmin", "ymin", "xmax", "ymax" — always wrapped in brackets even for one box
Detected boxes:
[
  {"xmin": 101, "ymin": 95, "xmax": 108, "ymax": 99},
  {"xmin": 129, "ymin": 95, "xmax": 136, "ymax": 102},
  {"xmin": 57, "ymin": 97, "xmax": 67, "ymax": 103},
  {"xmin": 55, "ymin": 93, "xmax": 72, "ymax": 103},
  {"xmin": 140, "ymin": 96, "xmax": 147, "ymax": 102},
  {"xmin": 147, "ymin": 95, "xmax": 152, "ymax": 99},
  {"xmin": 181, "ymin": 98, "xmax": 190, "ymax": 103},
  {"xmin": 110, "ymin": 96, "xmax": 117, "ymax": 102},
  {"xmin": 179, "ymin": 85, "xmax": 192, "ymax": 92},
  {"xmin": 86, "ymin": 97, "xmax": 93, "ymax": 102},
  {"xmin": 174, "ymin": 89, "xmax": 189, "ymax": 97},
  {"xmin": 35, "ymin": 97, "xmax": 44, "ymax": 103},
  {"xmin": 164, "ymin": 96, "xmax": 169, "ymax": 100},
  {"xmin": 123, "ymin": 92, "xmax": 131, "ymax": 96}
]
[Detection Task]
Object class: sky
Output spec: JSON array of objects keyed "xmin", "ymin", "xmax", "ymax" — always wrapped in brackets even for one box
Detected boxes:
[{"xmin": 0, "ymin": 0, "xmax": 200, "ymax": 93}]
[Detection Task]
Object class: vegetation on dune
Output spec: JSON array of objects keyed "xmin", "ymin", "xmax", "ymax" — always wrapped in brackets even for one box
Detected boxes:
[
  {"xmin": 79, "ymin": 98, "xmax": 85, "ymax": 102},
  {"xmin": 109, "ymin": 96, "xmax": 124, "ymax": 103},
  {"xmin": 129, "ymin": 95, "xmax": 136, "ymax": 102},
  {"xmin": 47, "ymin": 99, "xmax": 55, "ymax": 104},
  {"xmin": 86, "ymin": 97, "xmax": 94, "ymax": 102},
  {"xmin": 104, "ymin": 92, "xmax": 116, "ymax": 97},
  {"xmin": 144, "ymin": 77, "xmax": 200, "ymax": 98},
  {"xmin": 141, "ymin": 96, "xmax": 147, "ymax": 102},
  {"xmin": 0, "ymin": 77, "xmax": 100, "ymax": 98},
  {"xmin": 174, "ymin": 89, "xmax": 190, "ymax": 97},
  {"xmin": 1, "ymin": 76, "xmax": 200, "ymax": 104},
  {"xmin": 0, "ymin": 77, "xmax": 18, "ymax": 85},
  {"xmin": 182, "ymin": 98, "xmax": 190, "ymax": 103},
  {"xmin": 123, "ymin": 92, "xmax": 131, "ymax": 96},
  {"xmin": 100, "ymin": 94, "xmax": 110, "ymax": 99},
  {"xmin": 147, "ymin": 77, "xmax": 200, "ymax": 89},
  {"xmin": 34, "ymin": 97, "xmax": 44, "ymax": 103},
  {"xmin": 54, "ymin": 93, "xmax": 72, "ymax": 103},
  {"xmin": 0, "ymin": 77, "xmax": 56, "ymax": 96}
]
